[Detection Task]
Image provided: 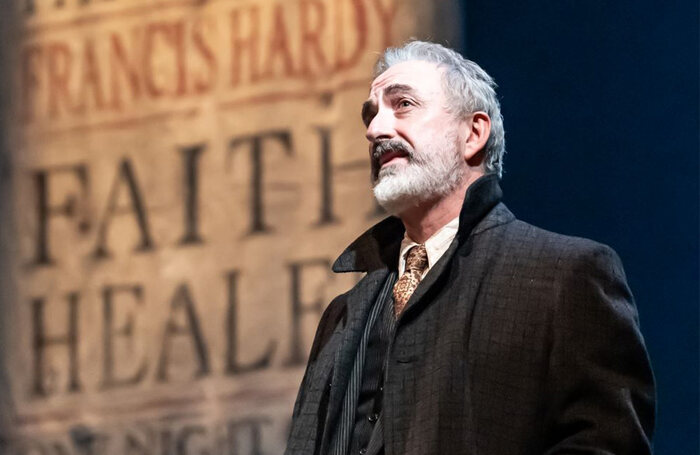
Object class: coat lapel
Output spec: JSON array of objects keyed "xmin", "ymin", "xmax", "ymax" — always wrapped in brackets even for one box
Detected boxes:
[{"xmin": 320, "ymin": 266, "xmax": 395, "ymax": 452}]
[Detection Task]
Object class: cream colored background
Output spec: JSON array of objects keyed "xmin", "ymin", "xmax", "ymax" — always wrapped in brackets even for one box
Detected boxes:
[{"xmin": 0, "ymin": 0, "xmax": 459, "ymax": 453}]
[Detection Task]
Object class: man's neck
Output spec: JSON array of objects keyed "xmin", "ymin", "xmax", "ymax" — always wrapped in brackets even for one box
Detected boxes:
[{"xmin": 400, "ymin": 172, "xmax": 483, "ymax": 243}]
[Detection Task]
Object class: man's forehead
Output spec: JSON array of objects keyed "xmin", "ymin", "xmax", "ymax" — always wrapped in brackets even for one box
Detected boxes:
[{"xmin": 369, "ymin": 60, "xmax": 444, "ymax": 97}]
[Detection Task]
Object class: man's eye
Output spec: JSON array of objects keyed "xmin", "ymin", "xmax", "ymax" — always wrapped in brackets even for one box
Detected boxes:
[{"xmin": 400, "ymin": 100, "xmax": 412, "ymax": 107}]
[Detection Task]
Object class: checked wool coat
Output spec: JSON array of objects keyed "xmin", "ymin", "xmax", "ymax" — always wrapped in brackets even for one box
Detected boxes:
[{"xmin": 285, "ymin": 174, "xmax": 655, "ymax": 455}]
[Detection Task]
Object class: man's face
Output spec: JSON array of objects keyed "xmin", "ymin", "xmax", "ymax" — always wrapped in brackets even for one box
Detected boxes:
[{"xmin": 362, "ymin": 60, "xmax": 467, "ymax": 215}]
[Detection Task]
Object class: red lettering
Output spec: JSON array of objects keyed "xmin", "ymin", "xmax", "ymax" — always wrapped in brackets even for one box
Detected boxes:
[
  {"xmin": 173, "ymin": 21, "xmax": 188, "ymax": 97},
  {"xmin": 230, "ymin": 6, "xmax": 261, "ymax": 87},
  {"xmin": 76, "ymin": 39, "xmax": 107, "ymax": 113},
  {"xmin": 16, "ymin": 0, "xmax": 387, "ymax": 122},
  {"xmin": 334, "ymin": 0, "xmax": 367, "ymax": 71},
  {"xmin": 372, "ymin": 0, "xmax": 398, "ymax": 48},
  {"xmin": 109, "ymin": 30, "xmax": 143, "ymax": 110},
  {"xmin": 143, "ymin": 23, "xmax": 172, "ymax": 98},
  {"xmin": 299, "ymin": 0, "xmax": 328, "ymax": 77},
  {"xmin": 262, "ymin": 4, "xmax": 296, "ymax": 79},
  {"xmin": 191, "ymin": 18, "xmax": 218, "ymax": 93},
  {"xmin": 47, "ymin": 42, "xmax": 74, "ymax": 119}
]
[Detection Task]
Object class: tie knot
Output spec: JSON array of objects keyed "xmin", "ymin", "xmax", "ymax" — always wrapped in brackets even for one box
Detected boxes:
[{"xmin": 405, "ymin": 244, "xmax": 428, "ymax": 273}]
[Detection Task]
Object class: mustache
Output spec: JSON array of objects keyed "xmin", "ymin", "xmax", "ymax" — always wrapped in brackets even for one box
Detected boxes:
[
  {"xmin": 371, "ymin": 140, "xmax": 412, "ymax": 163},
  {"xmin": 371, "ymin": 140, "xmax": 413, "ymax": 182}
]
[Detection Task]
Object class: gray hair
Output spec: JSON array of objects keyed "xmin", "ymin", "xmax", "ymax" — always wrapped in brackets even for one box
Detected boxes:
[{"xmin": 374, "ymin": 41, "xmax": 506, "ymax": 177}]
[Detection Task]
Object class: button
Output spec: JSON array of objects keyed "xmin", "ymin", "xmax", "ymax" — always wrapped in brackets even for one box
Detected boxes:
[
  {"xmin": 359, "ymin": 449, "xmax": 367, "ymax": 455},
  {"xmin": 368, "ymin": 413, "xmax": 379, "ymax": 423},
  {"xmin": 378, "ymin": 385, "xmax": 383, "ymax": 392}
]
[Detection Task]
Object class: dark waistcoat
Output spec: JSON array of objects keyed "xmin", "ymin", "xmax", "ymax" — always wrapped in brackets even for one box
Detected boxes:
[{"xmin": 347, "ymin": 285, "xmax": 394, "ymax": 455}]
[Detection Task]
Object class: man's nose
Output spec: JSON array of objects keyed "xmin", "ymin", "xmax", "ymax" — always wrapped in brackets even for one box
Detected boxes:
[{"xmin": 365, "ymin": 107, "xmax": 395, "ymax": 142}]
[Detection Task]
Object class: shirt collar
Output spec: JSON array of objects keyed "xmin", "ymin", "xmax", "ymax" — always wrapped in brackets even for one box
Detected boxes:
[{"xmin": 398, "ymin": 215, "xmax": 460, "ymax": 275}]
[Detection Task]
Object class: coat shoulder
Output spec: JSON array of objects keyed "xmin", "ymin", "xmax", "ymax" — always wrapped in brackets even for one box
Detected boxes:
[{"xmin": 485, "ymin": 215, "xmax": 624, "ymax": 273}]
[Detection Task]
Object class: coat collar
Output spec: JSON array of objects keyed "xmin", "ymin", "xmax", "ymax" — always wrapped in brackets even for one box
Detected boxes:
[{"xmin": 332, "ymin": 173, "xmax": 505, "ymax": 273}]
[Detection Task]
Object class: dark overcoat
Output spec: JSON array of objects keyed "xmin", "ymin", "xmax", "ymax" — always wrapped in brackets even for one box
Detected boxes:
[{"xmin": 285, "ymin": 175, "xmax": 655, "ymax": 455}]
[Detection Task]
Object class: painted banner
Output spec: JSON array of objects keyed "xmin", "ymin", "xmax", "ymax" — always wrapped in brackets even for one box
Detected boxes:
[{"xmin": 0, "ymin": 0, "xmax": 463, "ymax": 453}]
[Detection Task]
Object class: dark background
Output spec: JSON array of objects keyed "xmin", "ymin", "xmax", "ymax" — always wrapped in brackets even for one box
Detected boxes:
[{"xmin": 447, "ymin": 0, "xmax": 698, "ymax": 452}]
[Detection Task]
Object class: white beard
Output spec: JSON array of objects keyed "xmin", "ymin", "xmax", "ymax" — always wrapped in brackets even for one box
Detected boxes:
[{"xmin": 372, "ymin": 132, "xmax": 466, "ymax": 215}]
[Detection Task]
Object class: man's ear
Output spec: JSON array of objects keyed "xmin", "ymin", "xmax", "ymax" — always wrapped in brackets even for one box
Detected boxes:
[{"xmin": 464, "ymin": 112, "xmax": 491, "ymax": 163}]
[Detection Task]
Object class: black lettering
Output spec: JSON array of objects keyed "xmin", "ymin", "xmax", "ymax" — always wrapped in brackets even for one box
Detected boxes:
[
  {"xmin": 227, "ymin": 417, "xmax": 271, "ymax": 455},
  {"xmin": 159, "ymin": 429, "xmax": 173, "ymax": 455},
  {"xmin": 93, "ymin": 159, "xmax": 154, "ymax": 259},
  {"xmin": 31, "ymin": 165, "xmax": 90, "ymax": 266},
  {"xmin": 31, "ymin": 293, "xmax": 81, "ymax": 397},
  {"xmin": 225, "ymin": 270, "xmax": 276, "ymax": 374},
  {"xmin": 228, "ymin": 130, "xmax": 293, "ymax": 234},
  {"xmin": 156, "ymin": 285, "xmax": 210, "ymax": 381},
  {"xmin": 314, "ymin": 127, "xmax": 337, "ymax": 225},
  {"xmin": 124, "ymin": 426, "xmax": 156, "ymax": 455},
  {"xmin": 69, "ymin": 425, "xmax": 108, "ymax": 455},
  {"xmin": 101, "ymin": 284, "xmax": 147, "ymax": 389},
  {"xmin": 175, "ymin": 425, "xmax": 208, "ymax": 455},
  {"xmin": 179, "ymin": 145, "xmax": 205, "ymax": 245},
  {"xmin": 310, "ymin": 148, "xmax": 381, "ymax": 223}
]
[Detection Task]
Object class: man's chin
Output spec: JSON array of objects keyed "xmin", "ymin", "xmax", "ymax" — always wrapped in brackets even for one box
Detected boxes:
[{"xmin": 373, "ymin": 178, "xmax": 417, "ymax": 216}]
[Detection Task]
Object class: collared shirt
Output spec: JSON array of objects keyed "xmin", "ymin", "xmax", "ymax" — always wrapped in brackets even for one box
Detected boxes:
[{"xmin": 398, "ymin": 216, "xmax": 460, "ymax": 278}]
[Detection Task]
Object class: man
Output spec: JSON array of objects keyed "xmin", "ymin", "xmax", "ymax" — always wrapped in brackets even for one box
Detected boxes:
[{"xmin": 285, "ymin": 41, "xmax": 655, "ymax": 455}]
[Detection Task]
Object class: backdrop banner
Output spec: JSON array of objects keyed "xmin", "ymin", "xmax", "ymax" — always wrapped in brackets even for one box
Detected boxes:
[{"xmin": 0, "ymin": 1, "xmax": 462, "ymax": 453}]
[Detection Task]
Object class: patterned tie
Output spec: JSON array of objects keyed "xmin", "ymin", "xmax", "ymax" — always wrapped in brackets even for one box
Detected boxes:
[{"xmin": 393, "ymin": 244, "xmax": 429, "ymax": 317}]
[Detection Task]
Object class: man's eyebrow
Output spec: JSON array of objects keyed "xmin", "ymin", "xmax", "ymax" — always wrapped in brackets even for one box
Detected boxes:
[{"xmin": 383, "ymin": 83, "xmax": 416, "ymax": 96}]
